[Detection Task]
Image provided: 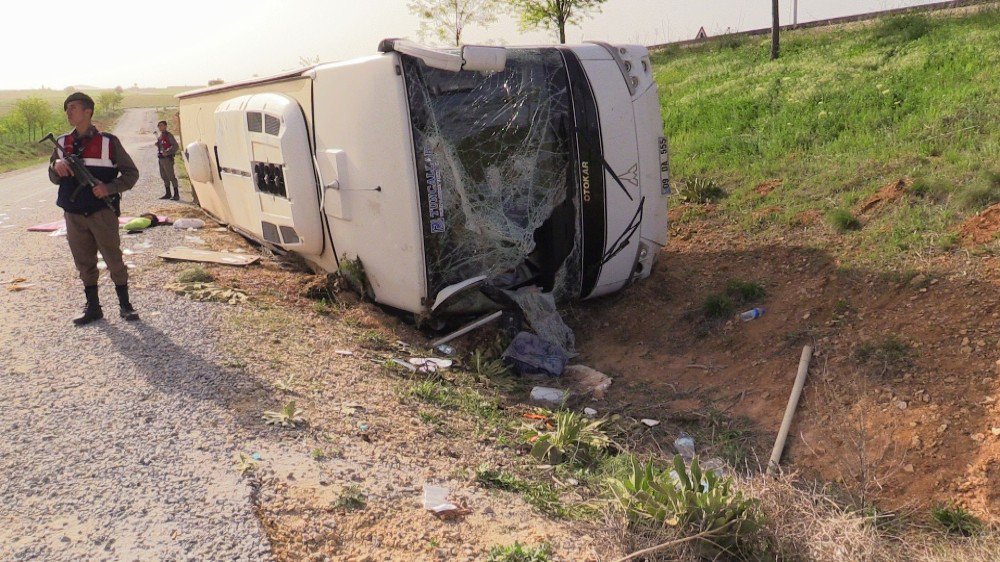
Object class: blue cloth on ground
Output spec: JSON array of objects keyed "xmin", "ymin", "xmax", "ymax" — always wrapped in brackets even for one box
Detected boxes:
[{"xmin": 502, "ymin": 331, "xmax": 569, "ymax": 376}]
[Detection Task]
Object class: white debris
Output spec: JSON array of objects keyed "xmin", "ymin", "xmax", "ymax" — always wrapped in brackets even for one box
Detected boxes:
[
  {"xmin": 422, "ymin": 485, "xmax": 459, "ymax": 514},
  {"xmin": 530, "ymin": 386, "xmax": 568, "ymax": 405}
]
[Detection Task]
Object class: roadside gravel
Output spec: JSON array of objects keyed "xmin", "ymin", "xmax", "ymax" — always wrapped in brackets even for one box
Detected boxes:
[{"xmin": 0, "ymin": 108, "xmax": 273, "ymax": 561}]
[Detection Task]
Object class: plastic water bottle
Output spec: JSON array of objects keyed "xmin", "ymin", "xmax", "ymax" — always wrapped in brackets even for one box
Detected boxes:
[
  {"xmin": 739, "ymin": 307, "xmax": 765, "ymax": 321},
  {"xmin": 673, "ymin": 432, "xmax": 695, "ymax": 460},
  {"xmin": 435, "ymin": 344, "xmax": 455, "ymax": 356}
]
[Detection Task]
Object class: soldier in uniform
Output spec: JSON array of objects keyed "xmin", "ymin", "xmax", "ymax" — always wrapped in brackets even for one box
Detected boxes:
[
  {"xmin": 155, "ymin": 119, "xmax": 180, "ymax": 200},
  {"xmin": 49, "ymin": 92, "xmax": 140, "ymax": 325}
]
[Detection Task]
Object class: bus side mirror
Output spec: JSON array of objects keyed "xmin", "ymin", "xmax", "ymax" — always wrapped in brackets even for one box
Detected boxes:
[{"xmin": 460, "ymin": 45, "xmax": 506, "ymax": 73}]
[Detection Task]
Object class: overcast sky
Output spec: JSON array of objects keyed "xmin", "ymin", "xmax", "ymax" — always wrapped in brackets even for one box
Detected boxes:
[{"xmin": 1, "ymin": 0, "xmax": 940, "ymax": 90}]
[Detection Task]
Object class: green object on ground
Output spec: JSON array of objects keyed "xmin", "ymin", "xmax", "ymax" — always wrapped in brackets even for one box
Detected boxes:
[{"xmin": 123, "ymin": 217, "xmax": 152, "ymax": 231}]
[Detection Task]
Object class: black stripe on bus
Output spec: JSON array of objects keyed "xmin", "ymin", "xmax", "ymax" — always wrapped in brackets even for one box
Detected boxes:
[{"xmin": 560, "ymin": 49, "xmax": 606, "ymax": 299}]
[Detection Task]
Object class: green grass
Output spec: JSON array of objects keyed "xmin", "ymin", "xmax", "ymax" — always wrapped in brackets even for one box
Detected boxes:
[
  {"xmin": 475, "ymin": 465, "xmax": 584, "ymax": 519},
  {"xmin": 177, "ymin": 266, "xmax": 214, "ymax": 284},
  {"xmin": 487, "ymin": 542, "xmax": 552, "ymax": 562},
  {"xmin": 828, "ymin": 208, "xmax": 862, "ymax": 232},
  {"xmin": 653, "ymin": 8, "xmax": 1000, "ymax": 263},
  {"xmin": 931, "ymin": 504, "xmax": 983, "ymax": 536},
  {"xmin": 333, "ymin": 485, "xmax": 367, "ymax": 511},
  {"xmin": 0, "ymin": 142, "xmax": 50, "ymax": 173},
  {"xmin": 703, "ymin": 293, "xmax": 736, "ymax": 318}
]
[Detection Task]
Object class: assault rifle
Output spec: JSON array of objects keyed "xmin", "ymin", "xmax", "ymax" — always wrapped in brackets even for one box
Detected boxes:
[{"xmin": 40, "ymin": 132, "xmax": 100, "ymax": 203}]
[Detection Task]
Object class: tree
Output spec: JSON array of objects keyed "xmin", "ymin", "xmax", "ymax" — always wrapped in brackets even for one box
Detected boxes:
[
  {"xmin": 510, "ymin": 0, "xmax": 607, "ymax": 44},
  {"xmin": 409, "ymin": 0, "xmax": 499, "ymax": 47},
  {"xmin": 97, "ymin": 90, "xmax": 124, "ymax": 116},
  {"xmin": 771, "ymin": 0, "xmax": 780, "ymax": 60},
  {"xmin": 12, "ymin": 96, "xmax": 51, "ymax": 141}
]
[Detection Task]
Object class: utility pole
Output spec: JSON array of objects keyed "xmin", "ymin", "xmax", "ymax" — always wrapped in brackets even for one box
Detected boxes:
[
  {"xmin": 793, "ymin": 0, "xmax": 798, "ymax": 28},
  {"xmin": 771, "ymin": 0, "xmax": 780, "ymax": 60}
]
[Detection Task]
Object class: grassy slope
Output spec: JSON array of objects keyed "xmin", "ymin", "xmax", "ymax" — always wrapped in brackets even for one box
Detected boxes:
[{"xmin": 653, "ymin": 8, "xmax": 1000, "ymax": 265}]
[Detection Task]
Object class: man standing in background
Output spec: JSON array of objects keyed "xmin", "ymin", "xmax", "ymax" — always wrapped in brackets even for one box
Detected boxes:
[
  {"xmin": 156, "ymin": 119, "xmax": 180, "ymax": 200},
  {"xmin": 49, "ymin": 92, "xmax": 140, "ymax": 325}
]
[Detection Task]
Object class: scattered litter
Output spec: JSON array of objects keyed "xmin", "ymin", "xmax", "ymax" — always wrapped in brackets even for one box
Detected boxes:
[
  {"xmin": 159, "ymin": 247, "xmax": 259, "ymax": 266},
  {"xmin": 739, "ymin": 307, "xmax": 765, "ymax": 321},
  {"xmin": 502, "ymin": 331, "xmax": 569, "ymax": 376},
  {"xmin": 6, "ymin": 283, "xmax": 34, "ymax": 292},
  {"xmin": 48, "ymin": 227, "xmax": 67, "ymax": 237},
  {"xmin": 184, "ymin": 235, "xmax": 206, "ymax": 246},
  {"xmin": 435, "ymin": 344, "xmax": 455, "ymax": 356},
  {"xmin": 530, "ymin": 386, "xmax": 568, "ymax": 405},
  {"xmin": 251, "ymin": 452, "xmax": 262, "ymax": 461},
  {"xmin": 408, "ymin": 357, "xmax": 453, "ymax": 372},
  {"xmin": 423, "ymin": 485, "xmax": 463, "ymax": 517},
  {"xmin": 122, "ymin": 248, "xmax": 137, "ymax": 256},
  {"xmin": 212, "ymin": 227, "xmax": 228, "ymax": 232},
  {"xmin": 335, "ymin": 350, "xmax": 354, "ymax": 356},
  {"xmin": 395, "ymin": 340, "xmax": 411, "ymax": 349},
  {"xmin": 584, "ymin": 407, "xmax": 598, "ymax": 417},
  {"xmin": 641, "ymin": 418, "xmax": 660, "ymax": 427},
  {"xmin": 391, "ymin": 359, "xmax": 417, "ymax": 372},
  {"xmin": 700, "ymin": 457, "xmax": 730, "ymax": 478},
  {"xmin": 674, "ymin": 432, "xmax": 696, "ymax": 460},
  {"xmin": 2, "ymin": 277, "xmax": 27, "ymax": 285},
  {"xmin": 172, "ymin": 218, "xmax": 205, "ymax": 230},
  {"xmin": 563, "ymin": 365, "xmax": 612, "ymax": 400},
  {"xmin": 125, "ymin": 262, "xmax": 136, "ymax": 269}
]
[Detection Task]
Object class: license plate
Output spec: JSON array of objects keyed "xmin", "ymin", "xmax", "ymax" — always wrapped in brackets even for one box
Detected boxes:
[{"xmin": 658, "ymin": 136, "xmax": 670, "ymax": 194}]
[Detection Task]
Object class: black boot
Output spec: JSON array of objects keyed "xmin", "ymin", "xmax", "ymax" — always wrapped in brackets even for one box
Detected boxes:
[
  {"xmin": 73, "ymin": 285, "xmax": 104, "ymax": 326},
  {"xmin": 171, "ymin": 184, "xmax": 180, "ymax": 201},
  {"xmin": 116, "ymin": 284, "xmax": 140, "ymax": 321}
]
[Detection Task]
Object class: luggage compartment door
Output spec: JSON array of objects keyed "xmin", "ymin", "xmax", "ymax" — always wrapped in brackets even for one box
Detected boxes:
[{"xmin": 214, "ymin": 93, "xmax": 324, "ymax": 256}]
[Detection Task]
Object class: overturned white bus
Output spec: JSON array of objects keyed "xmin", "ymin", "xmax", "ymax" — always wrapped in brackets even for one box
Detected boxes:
[{"xmin": 177, "ymin": 40, "xmax": 669, "ymax": 317}]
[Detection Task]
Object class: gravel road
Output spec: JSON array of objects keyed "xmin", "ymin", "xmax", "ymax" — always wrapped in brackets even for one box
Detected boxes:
[{"xmin": 0, "ymin": 109, "xmax": 273, "ymax": 561}]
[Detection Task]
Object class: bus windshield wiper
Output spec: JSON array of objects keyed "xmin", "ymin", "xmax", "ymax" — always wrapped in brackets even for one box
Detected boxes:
[
  {"xmin": 600, "ymin": 156, "xmax": 634, "ymax": 202},
  {"xmin": 601, "ymin": 196, "xmax": 644, "ymax": 266}
]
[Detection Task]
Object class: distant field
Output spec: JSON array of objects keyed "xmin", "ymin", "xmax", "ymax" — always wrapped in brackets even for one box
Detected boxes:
[{"xmin": 0, "ymin": 87, "xmax": 197, "ymax": 117}]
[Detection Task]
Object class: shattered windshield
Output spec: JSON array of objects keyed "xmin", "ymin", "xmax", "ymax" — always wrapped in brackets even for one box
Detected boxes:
[{"xmin": 402, "ymin": 49, "xmax": 582, "ymax": 304}]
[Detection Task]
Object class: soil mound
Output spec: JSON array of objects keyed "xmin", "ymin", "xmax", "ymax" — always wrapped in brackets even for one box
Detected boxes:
[
  {"xmin": 958, "ymin": 203, "xmax": 1000, "ymax": 245},
  {"xmin": 855, "ymin": 178, "xmax": 908, "ymax": 216}
]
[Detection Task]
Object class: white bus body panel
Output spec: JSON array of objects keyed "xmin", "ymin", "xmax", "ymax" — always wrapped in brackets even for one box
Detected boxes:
[
  {"xmin": 570, "ymin": 44, "xmax": 668, "ymax": 298},
  {"xmin": 310, "ymin": 55, "xmax": 427, "ymax": 314}
]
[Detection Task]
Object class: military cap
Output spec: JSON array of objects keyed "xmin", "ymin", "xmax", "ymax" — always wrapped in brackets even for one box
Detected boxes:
[{"xmin": 63, "ymin": 92, "xmax": 95, "ymax": 111}]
